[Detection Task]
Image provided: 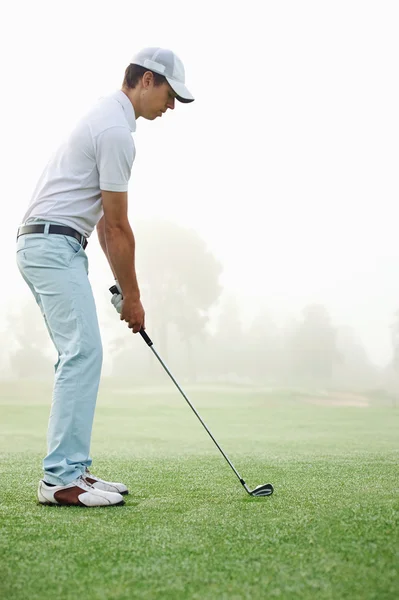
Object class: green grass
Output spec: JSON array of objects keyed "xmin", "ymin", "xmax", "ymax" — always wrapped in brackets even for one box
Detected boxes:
[{"xmin": 0, "ymin": 380, "xmax": 398, "ymax": 599}]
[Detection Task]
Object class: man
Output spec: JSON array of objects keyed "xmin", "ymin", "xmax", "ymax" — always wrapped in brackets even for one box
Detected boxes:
[{"xmin": 16, "ymin": 47, "xmax": 194, "ymax": 507}]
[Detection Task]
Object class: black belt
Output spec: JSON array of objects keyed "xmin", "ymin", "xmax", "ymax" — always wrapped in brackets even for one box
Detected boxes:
[{"xmin": 17, "ymin": 224, "xmax": 88, "ymax": 249}]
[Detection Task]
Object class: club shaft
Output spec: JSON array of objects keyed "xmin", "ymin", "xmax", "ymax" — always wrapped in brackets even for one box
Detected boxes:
[{"xmin": 149, "ymin": 344, "xmax": 245, "ymax": 485}]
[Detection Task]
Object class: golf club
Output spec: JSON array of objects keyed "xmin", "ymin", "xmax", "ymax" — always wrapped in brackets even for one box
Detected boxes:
[{"xmin": 110, "ymin": 286, "xmax": 274, "ymax": 497}]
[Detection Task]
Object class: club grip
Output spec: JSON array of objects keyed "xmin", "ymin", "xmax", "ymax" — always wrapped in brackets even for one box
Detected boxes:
[
  {"xmin": 139, "ymin": 329, "xmax": 153, "ymax": 346},
  {"xmin": 109, "ymin": 286, "xmax": 153, "ymax": 346}
]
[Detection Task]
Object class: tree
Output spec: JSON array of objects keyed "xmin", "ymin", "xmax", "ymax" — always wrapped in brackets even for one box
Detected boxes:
[
  {"xmin": 381, "ymin": 310, "xmax": 399, "ymax": 404},
  {"xmin": 245, "ymin": 308, "xmax": 282, "ymax": 383},
  {"xmin": 110, "ymin": 219, "xmax": 223, "ymax": 380},
  {"xmin": 287, "ymin": 304, "xmax": 340, "ymax": 383},
  {"xmin": 390, "ymin": 309, "xmax": 399, "ymax": 371},
  {"xmin": 333, "ymin": 325, "xmax": 379, "ymax": 388},
  {"xmin": 8, "ymin": 301, "xmax": 53, "ymax": 379},
  {"xmin": 208, "ymin": 293, "xmax": 247, "ymax": 381}
]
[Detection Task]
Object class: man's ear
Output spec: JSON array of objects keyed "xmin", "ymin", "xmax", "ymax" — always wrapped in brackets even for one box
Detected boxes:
[{"xmin": 142, "ymin": 71, "xmax": 154, "ymax": 90}]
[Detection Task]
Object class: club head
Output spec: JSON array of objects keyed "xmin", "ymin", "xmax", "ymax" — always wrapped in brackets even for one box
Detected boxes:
[{"xmin": 250, "ymin": 483, "xmax": 274, "ymax": 497}]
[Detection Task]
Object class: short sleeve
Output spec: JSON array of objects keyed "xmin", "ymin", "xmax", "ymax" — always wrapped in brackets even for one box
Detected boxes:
[{"xmin": 96, "ymin": 126, "xmax": 135, "ymax": 192}]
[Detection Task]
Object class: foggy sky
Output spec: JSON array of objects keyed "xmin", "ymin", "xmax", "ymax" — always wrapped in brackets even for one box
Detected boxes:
[{"xmin": 1, "ymin": 0, "xmax": 399, "ymax": 367}]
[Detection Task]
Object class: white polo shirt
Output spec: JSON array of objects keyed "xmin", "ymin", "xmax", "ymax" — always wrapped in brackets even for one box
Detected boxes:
[{"xmin": 22, "ymin": 90, "xmax": 136, "ymax": 238}]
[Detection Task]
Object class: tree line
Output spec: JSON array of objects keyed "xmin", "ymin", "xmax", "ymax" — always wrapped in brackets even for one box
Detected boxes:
[{"xmin": 3, "ymin": 219, "xmax": 399, "ymax": 394}]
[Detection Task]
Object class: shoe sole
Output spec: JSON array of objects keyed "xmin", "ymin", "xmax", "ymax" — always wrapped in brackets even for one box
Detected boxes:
[
  {"xmin": 38, "ymin": 500, "xmax": 125, "ymax": 507},
  {"xmin": 91, "ymin": 488, "xmax": 129, "ymax": 495}
]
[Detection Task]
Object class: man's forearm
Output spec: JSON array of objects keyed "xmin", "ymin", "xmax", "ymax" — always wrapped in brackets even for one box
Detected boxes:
[{"xmin": 102, "ymin": 219, "xmax": 140, "ymax": 299}]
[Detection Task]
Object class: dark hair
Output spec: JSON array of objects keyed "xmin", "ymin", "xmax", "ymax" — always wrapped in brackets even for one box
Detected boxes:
[{"xmin": 122, "ymin": 64, "xmax": 166, "ymax": 89}]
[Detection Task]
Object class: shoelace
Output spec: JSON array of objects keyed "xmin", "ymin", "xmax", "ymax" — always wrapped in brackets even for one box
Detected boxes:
[
  {"xmin": 85, "ymin": 468, "xmax": 102, "ymax": 483},
  {"xmin": 76, "ymin": 475, "xmax": 95, "ymax": 491}
]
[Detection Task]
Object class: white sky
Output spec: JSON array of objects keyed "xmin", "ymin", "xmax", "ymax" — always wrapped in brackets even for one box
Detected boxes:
[{"xmin": 1, "ymin": 0, "xmax": 399, "ymax": 366}]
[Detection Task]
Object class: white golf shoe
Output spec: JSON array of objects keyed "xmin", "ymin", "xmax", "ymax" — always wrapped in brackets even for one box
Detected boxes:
[
  {"xmin": 37, "ymin": 475, "xmax": 125, "ymax": 507},
  {"xmin": 84, "ymin": 468, "xmax": 129, "ymax": 495}
]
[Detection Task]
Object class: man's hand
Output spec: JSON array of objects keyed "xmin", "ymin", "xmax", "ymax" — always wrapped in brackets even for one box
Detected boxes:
[
  {"xmin": 110, "ymin": 281, "xmax": 145, "ymax": 333},
  {"xmin": 121, "ymin": 295, "xmax": 146, "ymax": 334}
]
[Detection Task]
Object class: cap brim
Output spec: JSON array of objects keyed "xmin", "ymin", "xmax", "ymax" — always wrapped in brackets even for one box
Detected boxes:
[{"xmin": 166, "ymin": 77, "xmax": 195, "ymax": 103}]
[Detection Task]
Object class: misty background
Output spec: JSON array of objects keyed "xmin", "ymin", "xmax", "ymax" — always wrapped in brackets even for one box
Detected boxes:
[{"xmin": 1, "ymin": 1, "xmax": 399, "ymax": 393}]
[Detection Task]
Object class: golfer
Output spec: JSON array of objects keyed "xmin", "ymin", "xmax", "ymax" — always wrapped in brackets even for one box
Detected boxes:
[{"xmin": 16, "ymin": 48, "xmax": 194, "ymax": 507}]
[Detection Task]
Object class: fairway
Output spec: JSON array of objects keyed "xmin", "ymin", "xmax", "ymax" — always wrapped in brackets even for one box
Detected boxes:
[{"xmin": 0, "ymin": 380, "xmax": 398, "ymax": 600}]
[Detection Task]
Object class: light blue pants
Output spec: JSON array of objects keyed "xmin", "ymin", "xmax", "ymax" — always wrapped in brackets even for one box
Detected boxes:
[{"xmin": 16, "ymin": 220, "xmax": 103, "ymax": 485}]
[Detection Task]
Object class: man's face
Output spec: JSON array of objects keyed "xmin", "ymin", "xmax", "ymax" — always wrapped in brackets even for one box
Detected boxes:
[{"xmin": 141, "ymin": 75, "xmax": 176, "ymax": 120}]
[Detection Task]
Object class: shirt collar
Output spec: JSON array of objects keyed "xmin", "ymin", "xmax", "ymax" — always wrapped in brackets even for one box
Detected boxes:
[{"xmin": 112, "ymin": 90, "xmax": 136, "ymax": 132}]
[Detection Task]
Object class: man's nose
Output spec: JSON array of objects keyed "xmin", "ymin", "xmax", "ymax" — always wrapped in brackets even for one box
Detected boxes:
[{"xmin": 167, "ymin": 98, "xmax": 175, "ymax": 110}]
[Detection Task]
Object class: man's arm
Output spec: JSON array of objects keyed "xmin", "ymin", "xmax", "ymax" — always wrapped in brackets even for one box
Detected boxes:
[
  {"xmin": 98, "ymin": 189, "xmax": 145, "ymax": 333},
  {"xmin": 99, "ymin": 190, "xmax": 140, "ymax": 300},
  {"xmin": 96, "ymin": 215, "xmax": 116, "ymax": 278}
]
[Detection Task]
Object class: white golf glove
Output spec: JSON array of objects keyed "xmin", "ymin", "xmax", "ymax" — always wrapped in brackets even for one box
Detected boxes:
[{"xmin": 110, "ymin": 280, "xmax": 123, "ymax": 314}]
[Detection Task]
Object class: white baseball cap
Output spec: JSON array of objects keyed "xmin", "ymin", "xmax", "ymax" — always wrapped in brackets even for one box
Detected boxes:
[{"xmin": 130, "ymin": 47, "xmax": 194, "ymax": 104}]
